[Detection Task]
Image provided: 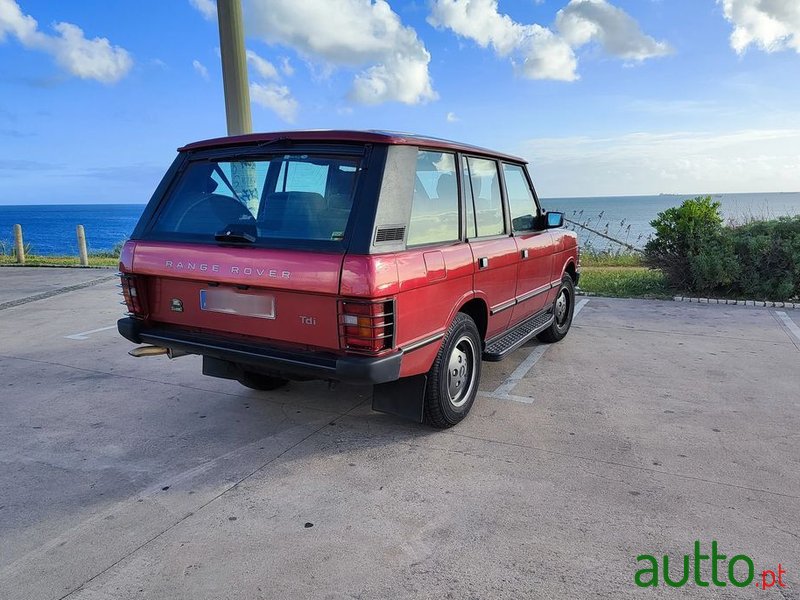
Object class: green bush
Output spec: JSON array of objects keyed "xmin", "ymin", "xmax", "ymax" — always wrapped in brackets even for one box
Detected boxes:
[
  {"xmin": 728, "ymin": 216, "xmax": 800, "ymax": 300},
  {"xmin": 643, "ymin": 196, "xmax": 736, "ymax": 293},
  {"xmin": 644, "ymin": 197, "xmax": 800, "ymax": 301}
]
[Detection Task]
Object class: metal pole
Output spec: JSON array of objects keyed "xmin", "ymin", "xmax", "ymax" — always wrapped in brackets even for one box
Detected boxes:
[
  {"xmin": 217, "ymin": 0, "xmax": 252, "ymax": 136},
  {"xmin": 13, "ymin": 224, "xmax": 25, "ymax": 265},
  {"xmin": 76, "ymin": 225, "xmax": 89, "ymax": 266}
]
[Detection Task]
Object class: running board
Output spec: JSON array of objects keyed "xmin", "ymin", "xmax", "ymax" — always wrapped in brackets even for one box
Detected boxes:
[{"xmin": 482, "ymin": 311, "xmax": 554, "ymax": 361}]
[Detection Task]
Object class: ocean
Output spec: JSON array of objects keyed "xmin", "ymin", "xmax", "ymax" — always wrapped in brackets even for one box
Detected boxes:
[
  {"xmin": 544, "ymin": 192, "xmax": 800, "ymax": 252},
  {"xmin": 1, "ymin": 192, "xmax": 799, "ymax": 255}
]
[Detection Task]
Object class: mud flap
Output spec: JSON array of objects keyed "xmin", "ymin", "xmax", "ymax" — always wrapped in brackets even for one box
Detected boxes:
[
  {"xmin": 372, "ymin": 375, "xmax": 427, "ymax": 423},
  {"xmin": 202, "ymin": 356, "xmax": 240, "ymax": 380}
]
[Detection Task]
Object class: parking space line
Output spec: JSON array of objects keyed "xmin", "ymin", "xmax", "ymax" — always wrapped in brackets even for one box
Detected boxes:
[
  {"xmin": 0, "ymin": 274, "xmax": 116, "ymax": 311},
  {"xmin": 776, "ymin": 311, "xmax": 800, "ymax": 344},
  {"xmin": 480, "ymin": 299, "xmax": 589, "ymax": 404},
  {"xmin": 64, "ymin": 325, "xmax": 117, "ymax": 340}
]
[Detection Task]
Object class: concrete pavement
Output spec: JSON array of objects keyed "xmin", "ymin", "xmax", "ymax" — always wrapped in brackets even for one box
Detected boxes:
[{"xmin": 0, "ymin": 267, "xmax": 798, "ymax": 599}]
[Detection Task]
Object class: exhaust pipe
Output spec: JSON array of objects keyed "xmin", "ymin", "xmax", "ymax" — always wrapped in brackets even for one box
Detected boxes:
[
  {"xmin": 128, "ymin": 346, "xmax": 188, "ymax": 359},
  {"xmin": 129, "ymin": 345, "xmax": 169, "ymax": 357}
]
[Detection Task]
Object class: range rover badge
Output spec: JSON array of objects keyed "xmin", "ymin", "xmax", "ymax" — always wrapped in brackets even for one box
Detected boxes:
[{"xmin": 170, "ymin": 299, "xmax": 184, "ymax": 312}]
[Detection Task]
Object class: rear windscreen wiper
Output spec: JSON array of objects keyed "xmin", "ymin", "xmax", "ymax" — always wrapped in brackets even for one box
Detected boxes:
[{"xmin": 215, "ymin": 229, "xmax": 256, "ymax": 244}]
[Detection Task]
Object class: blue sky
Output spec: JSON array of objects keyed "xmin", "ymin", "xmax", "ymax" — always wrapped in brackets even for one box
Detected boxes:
[{"xmin": 0, "ymin": 0, "xmax": 798, "ymax": 204}]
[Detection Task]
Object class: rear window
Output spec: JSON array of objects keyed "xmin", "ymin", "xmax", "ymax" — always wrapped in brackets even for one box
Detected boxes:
[{"xmin": 148, "ymin": 153, "xmax": 361, "ymax": 245}]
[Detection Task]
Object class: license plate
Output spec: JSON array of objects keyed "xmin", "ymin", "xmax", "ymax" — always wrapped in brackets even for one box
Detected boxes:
[{"xmin": 200, "ymin": 288, "xmax": 275, "ymax": 319}]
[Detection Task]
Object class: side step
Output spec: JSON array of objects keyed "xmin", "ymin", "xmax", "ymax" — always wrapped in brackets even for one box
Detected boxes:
[{"xmin": 482, "ymin": 310, "xmax": 554, "ymax": 361}]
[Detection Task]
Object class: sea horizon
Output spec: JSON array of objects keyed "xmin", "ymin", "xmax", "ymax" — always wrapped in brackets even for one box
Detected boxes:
[
  {"xmin": 2, "ymin": 189, "xmax": 800, "ymax": 207},
  {"xmin": 2, "ymin": 191, "xmax": 799, "ymax": 255}
]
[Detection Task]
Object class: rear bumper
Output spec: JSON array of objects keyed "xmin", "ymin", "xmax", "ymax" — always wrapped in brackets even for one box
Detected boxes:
[{"xmin": 117, "ymin": 318, "xmax": 402, "ymax": 385}]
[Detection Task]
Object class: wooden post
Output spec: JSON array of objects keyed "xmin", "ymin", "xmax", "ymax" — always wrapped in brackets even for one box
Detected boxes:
[
  {"xmin": 13, "ymin": 224, "xmax": 25, "ymax": 265},
  {"xmin": 76, "ymin": 225, "xmax": 89, "ymax": 266}
]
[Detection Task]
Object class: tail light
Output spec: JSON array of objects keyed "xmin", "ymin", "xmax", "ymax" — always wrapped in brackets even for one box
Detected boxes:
[
  {"xmin": 119, "ymin": 273, "xmax": 147, "ymax": 318},
  {"xmin": 338, "ymin": 299, "xmax": 394, "ymax": 354}
]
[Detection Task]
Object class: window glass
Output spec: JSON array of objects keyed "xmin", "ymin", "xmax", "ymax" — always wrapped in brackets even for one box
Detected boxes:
[
  {"xmin": 407, "ymin": 151, "xmax": 459, "ymax": 246},
  {"xmin": 149, "ymin": 154, "xmax": 360, "ymax": 243},
  {"xmin": 503, "ymin": 163, "xmax": 537, "ymax": 231},
  {"xmin": 461, "ymin": 156, "xmax": 477, "ymax": 239},
  {"xmin": 283, "ymin": 161, "xmax": 329, "ymax": 194},
  {"xmin": 467, "ymin": 157, "xmax": 504, "ymax": 237}
]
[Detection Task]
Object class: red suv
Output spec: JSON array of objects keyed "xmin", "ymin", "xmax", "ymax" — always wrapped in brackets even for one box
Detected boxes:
[{"xmin": 118, "ymin": 131, "xmax": 579, "ymax": 427}]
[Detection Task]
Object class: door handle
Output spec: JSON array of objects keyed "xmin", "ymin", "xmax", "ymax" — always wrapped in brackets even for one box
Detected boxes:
[
  {"xmin": 521, "ymin": 249, "xmax": 529, "ymax": 259},
  {"xmin": 478, "ymin": 257, "xmax": 489, "ymax": 269}
]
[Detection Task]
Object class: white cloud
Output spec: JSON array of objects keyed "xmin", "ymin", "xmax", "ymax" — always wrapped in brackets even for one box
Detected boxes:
[
  {"xmin": 446, "ymin": 111, "xmax": 459, "ymax": 122},
  {"xmin": 719, "ymin": 0, "xmax": 800, "ymax": 54},
  {"xmin": 428, "ymin": 0, "xmax": 669, "ymax": 81},
  {"xmin": 0, "ymin": 0, "xmax": 132, "ymax": 83},
  {"xmin": 280, "ymin": 56, "xmax": 294, "ymax": 76},
  {"xmin": 244, "ymin": 0, "xmax": 436, "ymax": 104},
  {"xmin": 556, "ymin": 0, "xmax": 672, "ymax": 61},
  {"xmin": 192, "ymin": 59, "xmax": 210, "ymax": 80},
  {"xmin": 350, "ymin": 52, "xmax": 435, "ymax": 105},
  {"xmin": 189, "ymin": 0, "xmax": 217, "ymax": 21},
  {"xmin": 250, "ymin": 82, "xmax": 298, "ymax": 122},
  {"xmin": 428, "ymin": 0, "xmax": 577, "ymax": 80},
  {"xmin": 246, "ymin": 49, "xmax": 278, "ymax": 79},
  {"xmin": 428, "ymin": 0, "xmax": 525, "ymax": 55},
  {"xmin": 518, "ymin": 129, "xmax": 800, "ymax": 196},
  {"xmin": 0, "ymin": 0, "xmax": 37, "ymax": 42},
  {"xmin": 47, "ymin": 23, "xmax": 133, "ymax": 82}
]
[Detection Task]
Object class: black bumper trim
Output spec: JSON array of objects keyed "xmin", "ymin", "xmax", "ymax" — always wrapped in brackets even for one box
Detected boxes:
[{"xmin": 117, "ymin": 318, "xmax": 402, "ymax": 385}]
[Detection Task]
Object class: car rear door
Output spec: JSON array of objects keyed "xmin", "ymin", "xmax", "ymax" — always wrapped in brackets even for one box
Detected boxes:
[
  {"xmin": 462, "ymin": 155, "xmax": 518, "ymax": 338},
  {"xmin": 503, "ymin": 162, "xmax": 555, "ymax": 324}
]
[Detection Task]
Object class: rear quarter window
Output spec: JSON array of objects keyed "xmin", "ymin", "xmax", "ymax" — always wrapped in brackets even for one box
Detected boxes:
[{"xmin": 407, "ymin": 150, "xmax": 459, "ymax": 246}]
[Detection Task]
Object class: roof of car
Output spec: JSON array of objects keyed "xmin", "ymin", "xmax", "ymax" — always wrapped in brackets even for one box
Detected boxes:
[{"xmin": 179, "ymin": 130, "xmax": 527, "ymax": 163}]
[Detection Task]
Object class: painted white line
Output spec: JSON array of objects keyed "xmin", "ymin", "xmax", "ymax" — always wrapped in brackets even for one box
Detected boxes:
[
  {"xmin": 480, "ymin": 392, "xmax": 534, "ymax": 404},
  {"xmin": 64, "ymin": 325, "xmax": 117, "ymax": 341},
  {"xmin": 494, "ymin": 345, "xmax": 549, "ymax": 396},
  {"xmin": 481, "ymin": 298, "xmax": 590, "ymax": 404},
  {"xmin": 776, "ymin": 311, "xmax": 800, "ymax": 343}
]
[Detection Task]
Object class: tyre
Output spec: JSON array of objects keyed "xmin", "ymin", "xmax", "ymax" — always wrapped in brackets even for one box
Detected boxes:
[
  {"xmin": 537, "ymin": 275, "xmax": 575, "ymax": 343},
  {"xmin": 239, "ymin": 371, "xmax": 290, "ymax": 391},
  {"xmin": 424, "ymin": 313, "xmax": 482, "ymax": 428}
]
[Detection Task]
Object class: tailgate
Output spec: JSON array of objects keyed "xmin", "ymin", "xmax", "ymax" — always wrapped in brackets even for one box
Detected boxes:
[{"xmin": 129, "ymin": 242, "xmax": 344, "ymax": 349}]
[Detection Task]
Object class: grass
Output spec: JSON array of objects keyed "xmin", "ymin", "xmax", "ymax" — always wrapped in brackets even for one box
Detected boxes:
[
  {"xmin": 580, "ymin": 249, "xmax": 644, "ymax": 267},
  {"xmin": 579, "ymin": 266, "xmax": 672, "ymax": 299},
  {"xmin": 0, "ymin": 254, "xmax": 118, "ymax": 267}
]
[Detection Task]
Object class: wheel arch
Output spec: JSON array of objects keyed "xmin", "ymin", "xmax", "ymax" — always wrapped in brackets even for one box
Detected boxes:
[
  {"xmin": 564, "ymin": 260, "xmax": 578, "ymax": 284},
  {"xmin": 457, "ymin": 297, "xmax": 489, "ymax": 343}
]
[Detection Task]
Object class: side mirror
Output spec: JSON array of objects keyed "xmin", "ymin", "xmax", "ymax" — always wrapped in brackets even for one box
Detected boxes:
[{"xmin": 546, "ymin": 211, "xmax": 564, "ymax": 229}]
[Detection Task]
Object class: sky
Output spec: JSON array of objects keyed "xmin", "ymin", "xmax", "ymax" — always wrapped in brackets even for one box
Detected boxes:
[{"xmin": 0, "ymin": 0, "xmax": 798, "ymax": 204}]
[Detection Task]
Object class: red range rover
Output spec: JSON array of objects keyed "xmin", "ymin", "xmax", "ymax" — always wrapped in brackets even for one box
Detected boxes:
[{"xmin": 118, "ymin": 130, "xmax": 579, "ymax": 427}]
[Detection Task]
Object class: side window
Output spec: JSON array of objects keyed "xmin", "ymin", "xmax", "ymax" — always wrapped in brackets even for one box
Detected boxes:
[
  {"xmin": 467, "ymin": 157, "xmax": 504, "ymax": 237},
  {"xmin": 408, "ymin": 150, "xmax": 459, "ymax": 246},
  {"xmin": 503, "ymin": 163, "xmax": 537, "ymax": 232},
  {"xmin": 461, "ymin": 156, "xmax": 478, "ymax": 239}
]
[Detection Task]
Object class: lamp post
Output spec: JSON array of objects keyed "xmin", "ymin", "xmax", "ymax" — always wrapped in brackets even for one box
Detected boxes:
[
  {"xmin": 217, "ymin": 0, "xmax": 252, "ymax": 135},
  {"xmin": 217, "ymin": 0, "xmax": 258, "ymax": 212}
]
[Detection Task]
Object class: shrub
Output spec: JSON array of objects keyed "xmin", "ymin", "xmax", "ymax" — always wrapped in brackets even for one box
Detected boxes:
[
  {"xmin": 643, "ymin": 196, "xmax": 737, "ymax": 293},
  {"xmin": 728, "ymin": 216, "xmax": 800, "ymax": 300},
  {"xmin": 644, "ymin": 197, "xmax": 800, "ymax": 301}
]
